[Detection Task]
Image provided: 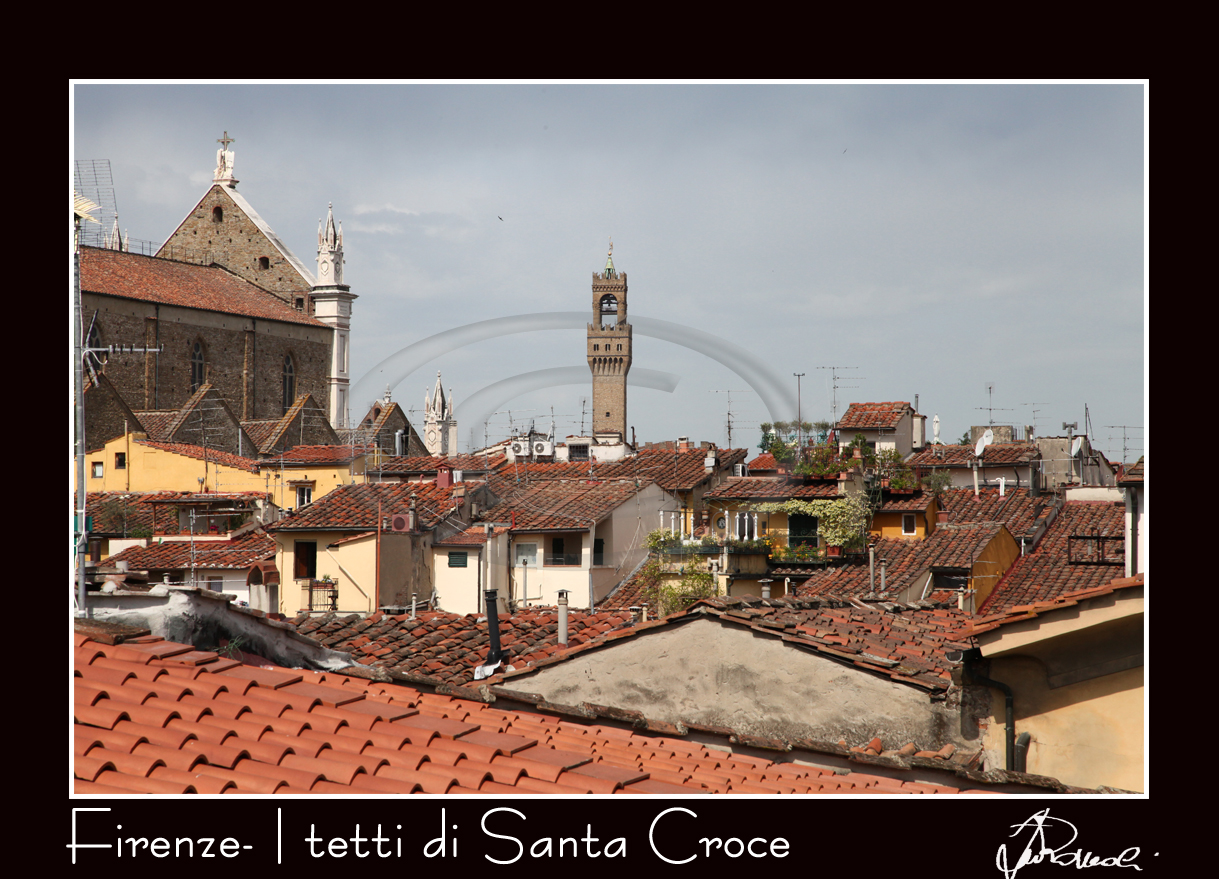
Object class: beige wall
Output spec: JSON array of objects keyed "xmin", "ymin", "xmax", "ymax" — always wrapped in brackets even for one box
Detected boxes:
[
  {"xmin": 514, "ymin": 618, "xmax": 979, "ymax": 747},
  {"xmin": 433, "ymin": 533, "xmax": 509, "ymax": 615},
  {"xmin": 977, "ymin": 591, "xmax": 1144, "ymax": 791}
]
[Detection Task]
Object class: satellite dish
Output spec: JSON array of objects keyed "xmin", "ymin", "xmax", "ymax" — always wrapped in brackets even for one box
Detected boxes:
[
  {"xmin": 975, "ymin": 429, "xmax": 994, "ymax": 458},
  {"xmin": 1071, "ymin": 436, "xmax": 1084, "ymax": 457}
]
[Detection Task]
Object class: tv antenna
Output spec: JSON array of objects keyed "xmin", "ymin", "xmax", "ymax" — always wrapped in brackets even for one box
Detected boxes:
[
  {"xmin": 975, "ymin": 383, "xmax": 1012, "ymax": 427},
  {"xmin": 711, "ymin": 389, "xmax": 750, "ymax": 448},
  {"xmin": 1102, "ymin": 424, "xmax": 1143, "ymax": 465},
  {"xmin": 817, "ymin": 366, "xmax": 862, "ymax": 423}
]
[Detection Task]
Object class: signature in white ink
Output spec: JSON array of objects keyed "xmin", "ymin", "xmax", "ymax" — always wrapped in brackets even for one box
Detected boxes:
[{"xmin": 996, "ymin": 808, "xmax": 1143, "ymax": 879}]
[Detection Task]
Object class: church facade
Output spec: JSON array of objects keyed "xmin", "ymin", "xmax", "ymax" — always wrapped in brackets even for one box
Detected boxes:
[{"xmin": 78, "ymin": 135, "xmax": 355, "ymax": 451}]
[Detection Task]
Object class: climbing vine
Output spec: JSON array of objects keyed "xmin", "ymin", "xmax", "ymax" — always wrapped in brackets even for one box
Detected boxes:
[{"xmin": 747, "ymin": 495, "xmax": 870, "ymax": 548}]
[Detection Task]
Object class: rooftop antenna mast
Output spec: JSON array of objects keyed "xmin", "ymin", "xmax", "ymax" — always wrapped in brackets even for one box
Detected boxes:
[
  {"xmin": 817, "ymin": 366, "xmax": 862, "ymax": 424},
  {"xmin": 1102, "ymin": 424, "xmax": 1143, "ymax": 465},
  {"xmin": 580, "ymin": 397, "xmax": 587, "ymax": 436},
  {"xmin": 975, "ymin": 383, "xmax": 1012, "ymax": 427},
  {"xmin": 710, "ymin": 389, "xmax": 749, "ymax": 448}
]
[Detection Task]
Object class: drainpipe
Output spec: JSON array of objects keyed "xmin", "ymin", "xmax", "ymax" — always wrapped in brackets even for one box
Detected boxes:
[
  {"xmin": 1014, "ymin": 732, "xmax": 1031, "ymax": 773},
  {"xmin": 557, "ymin": 589, "xmax": 569, "ymax": 646},
  {"xmin": 964, "ymin": 649, "xmax": 1017, "ymax": 772},
  {"xmin": 375, "ymin": 500, "xmax": 382, "ymax": 609}
]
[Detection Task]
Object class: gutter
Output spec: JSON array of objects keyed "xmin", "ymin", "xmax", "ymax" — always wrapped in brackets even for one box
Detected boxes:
[{"xmin": 963, "ymin": 648, "xmax": 1016, "ymax": 771}]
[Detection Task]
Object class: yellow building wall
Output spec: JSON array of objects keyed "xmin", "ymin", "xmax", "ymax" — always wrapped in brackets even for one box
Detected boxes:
[
  {"xmin": 84, "ymin": 433, "xmax": 364, "ymax": 507},
  {"xmin": 970, "ymin": 527, "xmax": 1021, "ymax": 609},
  {"xmin": 273, "ymin": 530, "xmax": 379, "ymax": 616},
  {"xmin": 433, "ymin": 546, "xmax": 483, "ymax": 615},
  {"xmin": 981, "ymin": 657, "xmax": 1143, "ymax": 792}
]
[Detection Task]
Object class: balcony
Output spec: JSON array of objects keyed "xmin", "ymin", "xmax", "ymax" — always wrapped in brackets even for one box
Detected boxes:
[
  {"xmin": 544, "ymin": 553, "xmax": 583, "ymax": 567},
  {"xmin": 298, "ymin": 578, "xmax": 338, "ymax": 613}
]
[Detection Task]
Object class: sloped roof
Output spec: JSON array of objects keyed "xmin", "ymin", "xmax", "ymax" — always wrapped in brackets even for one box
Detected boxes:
[
  {"xmin": 87, "ymin": 491, "xmax": 190, "ymax": 536},
  {"xmin": 797, "ymin": 525, "xmax": 1009, "ymax": 600},
  {"xmin": 938, "ymin": 487, "xmax": 1043, "ymax": 539},
  {"xmin": 908, "ymin": 443, "xmax": 1039, "ymax": 468},
  {"xmin": 267, "ymin": 481, "xmax": 468, "ymax": 532},
  {"xmin": 704, "ymin": 476, "xmax": 840, "ymax": 500},
  {"xmin": 507, "ymin": 595, "xmax": 972, "ymax": 695},
  {"xmin": 1118, "ymin": 457, "xmax": 1144, "ymax": 485},
  {"xmin": 377, "ymin": 452, "xmax": 507, "ymax": 474},
  {"xmin": 747, "ymin": 452, "xmax": 779, "ymax": 472},
  {"xmin": 962, "ymin": 573, "xmax": 1143, "ymax": 638},
  {"xmin": 258, "ymin": 444, "xmax": 375, "ymax": 465},
  {"xmin": 491, "ymin": 479, "xmax": 651, "ymax": 531},
  {"xmin": 133, "ymin": 410, "xmax": 179, "ymax": 441},
  {"xmin": 877, "ymin": 491, "xmax": 934, "ymax": 512},
  {"xmin": 136, "ymin": 441, "xmax": 259, "ymax": 473},
  {"xmin": 79, "ymin": 247, "xmax": 324, "ymax": 327},
  {"xmin": 294, "ymin": 608, "xmax": 636, "ymax": 685},
  {"xmin": 432, "ymin": 524, "xmax": 511, "ymax": 547},
  {"xmin": 73, "ymin": 628, "xmax": 1090, "ymax": 793},
  {"xmin": 103, "ymin": 532, "xmax": 275, "ymax": 571},
  {"xmin": 839, "ymin": 402, "xmax": 911, "ymax": 430},
  {"xmin": 978, "ymin": 501, "xmax": 1127, "ymax": 615}
]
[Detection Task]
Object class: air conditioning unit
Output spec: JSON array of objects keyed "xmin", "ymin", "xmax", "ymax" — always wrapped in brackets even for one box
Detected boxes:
[
  {"xmin": 533, "ymin": 441, "xmax": 554, "ymax": 456},
  {"xmin": 510, "ymin": 440, "xmax": 529, "ymax": 458},
  {"xmin": 391, "ymin": 513, "xmax": 410, "ymax": 532},
  {"xmin": 733, "ymin": 464, "xmax": 748, "ymax": 477}
]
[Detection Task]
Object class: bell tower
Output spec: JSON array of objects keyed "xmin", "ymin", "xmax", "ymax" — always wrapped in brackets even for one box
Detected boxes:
[{"xmin": 587, "ymin": 240, "xmax": 631, "ymax": 439}]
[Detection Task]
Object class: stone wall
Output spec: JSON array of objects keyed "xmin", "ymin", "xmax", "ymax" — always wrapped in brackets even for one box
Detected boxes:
[
  {"xmin": 83, "ymin": 293, "xmax": 331, "ymax": 422},
  {"xmin": 158, "ymin": 186, "xmax": 312, "ymax": 304}
]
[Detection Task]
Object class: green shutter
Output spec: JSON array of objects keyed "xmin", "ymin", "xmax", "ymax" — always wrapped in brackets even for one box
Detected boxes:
[{"xmin": 448, "ymin": 551, "xmax": 468, "ymax": 568}]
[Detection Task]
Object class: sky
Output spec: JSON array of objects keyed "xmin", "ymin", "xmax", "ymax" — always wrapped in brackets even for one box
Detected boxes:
[{"xmin": 71, "ymin": 82, "xmax": 1146, "ymax": 462}]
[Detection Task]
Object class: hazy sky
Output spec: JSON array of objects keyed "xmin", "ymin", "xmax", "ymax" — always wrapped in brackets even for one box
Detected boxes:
[{"xmin": 72, "ymin": 83, "xmax": 1146, "ymax": 462}]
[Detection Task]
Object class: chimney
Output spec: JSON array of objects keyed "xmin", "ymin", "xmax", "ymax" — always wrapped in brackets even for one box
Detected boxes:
[
  {"xmin": 759, "ymin": 578, "xmax": 772, "ymax": 600},
  {"xmin": 408, "ymin": 494, "xmax": 417, "ymax": 532},
  {"xmin": 678, "ymin": 436, "xmax": 690, "ymax": 452},
  {"xmin": 868, "ymin": 543, "xmax": 876, "ymax": 591},
  {"xmin": 557, "ymin": 590, "xmax": 569, "ymax": 646},
  {"xmin": 437, "ymin": 466, "xmax": 452, "ymax": 490},
  {"xmin": 879, "ymin": 558, "xmax": 887, "ymax": 593},
  {"xmin": 484, "ymin": 589, "xmax": 504, "ymax": 665}
]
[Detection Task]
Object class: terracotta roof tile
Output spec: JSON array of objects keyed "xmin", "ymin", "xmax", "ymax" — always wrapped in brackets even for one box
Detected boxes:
[
  {"xmin": 80, "ymin": 246, "xmax": 325, "ymax": 327},
  {"xmin": 267, "ymin": 481, "xmax": 469, "ymax": 532},
  {"xmin": 838, "ymin": 402, "xmax": 912, "ymax": 430},
  {"xmin": 908, "ymin": 442, "xmax": 1039, "ymax": 468},
  {"xmin": 102, "ymin": 531, "xmax": 275, "ymax": 571},
  {"xmin": 136, "ymin": 441, "xmax": 260, "ymax": 472},
  {"xmin": 977, "ymin": 502, "xmax": 1129, "ymax": 614},
  {"xmin": 704, "ymin": 476, "xmax": 840, "ymax": 500}
]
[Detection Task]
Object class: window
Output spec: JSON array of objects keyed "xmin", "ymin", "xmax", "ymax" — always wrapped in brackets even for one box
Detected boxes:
[
  {"xmin": 593, "ymin": 344, "xmax": 599, "ymax": 351},
  {"xmin": 190, "ymin": 341, "xmax": 205, "ymax": 392},
  {"xmin": 902, "ymin": 513, "xmax": 917, "ymax": 536},
  {"xmin": 212, "ymin": 206, "xmax": 223, "ymax": 223},
  {"xmin": 617, "ymin": 344, "xmax": 622, "ymax": 351},
  {"xmin": 296, "ymin": 486, "xmax": 313, "ymax": 507},
  {"xmin": 206, "ymin": 576, "xmax": 223, "ymax": 591},
  {"xmin": 293, "ymin": 541, "xmax": 317, "ymax": 579},
  {"xmin": 91, "ymin": 461, "xmax": 103, "ymax": 479},
  {"xmin": 294, "ymin": 297, "xmax": 305, "ymax": 311},
  {"xmin": 258, "ymin": 256, "xmax": 270, "ymax": 270},
  {"xmin": 448, "ymin": 551, "xmax": 468, "ymax": 568},
  {"xmin": 115, "ymin": 452, "xmax": 126, "ymax": 470},
  {"xmin": 593, "ymin": 538, "xmax": 605, "ymax": 566},
  {"xmin": 515, "ymin": 543, "xmax": 537, "ymax": 567},
  {"xmin": 85, "ymin": 322, "xmax": 105, "ymax": 372},
  {"xmin": 282, "ymin": 355, "xmax": 295, "ymax": 414},
  {"xmin": 569, "ymin": 444, "xmax": 589, "ymax": 461}
]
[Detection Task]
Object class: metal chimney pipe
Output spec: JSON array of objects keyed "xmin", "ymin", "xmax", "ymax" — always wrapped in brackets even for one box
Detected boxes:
[
  {"xmin": 557, "ymin": 589, "xmax": 569, "ymax": 646},
  {"xmin": 759, "ymin": 578, "xmax": 772, "ymax": 600},
  {"xmin": 484, "ymin": 589, "xmax": 504, "ymax": 665},
  {"xmin": 879, "ymin": 558, "xmax": 887, "ymax": 593},
  {"xmin": 868, "ymin": 543, "xmax": 876, "ymax": 592}
]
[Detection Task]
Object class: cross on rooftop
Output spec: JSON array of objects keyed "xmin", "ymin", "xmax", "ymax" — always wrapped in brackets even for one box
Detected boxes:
[{"xmin": 217, "ymin": 131, "xmax": 235, "ymax": 151}]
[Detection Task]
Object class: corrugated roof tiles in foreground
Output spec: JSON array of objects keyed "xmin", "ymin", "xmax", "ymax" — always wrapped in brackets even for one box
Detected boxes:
[{"xmin": 73, "ymin": 630, "xmax": 1095, "ymax": 794}]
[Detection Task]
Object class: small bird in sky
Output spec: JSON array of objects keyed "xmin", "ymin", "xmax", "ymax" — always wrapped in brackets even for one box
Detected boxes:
[
  {"xmin": 498, "ymin": 216, "xmax": 503, "ymax": 221},
  {"xmin": 843, "ymin": 148, "xmax": 847, "ymax": 153}
]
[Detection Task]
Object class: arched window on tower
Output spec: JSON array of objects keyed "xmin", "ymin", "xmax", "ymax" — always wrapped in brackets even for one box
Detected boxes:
[
  {"xmin": 599, "ymin": 294, "xmax": 618, "ymax": 328},
  {"xmin": 190, "ymin": 341, "xmax": 205, "ymax": 392},
  {"xmin": 282, "ymin": 355, "xmax": 295, "ymax": 414},
  {"xmin": 212, "ymin": 206, "xmax": 223, "ymax": 223}
]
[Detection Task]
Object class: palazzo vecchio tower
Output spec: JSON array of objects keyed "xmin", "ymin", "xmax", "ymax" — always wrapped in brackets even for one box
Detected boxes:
[{"xmin": 586, "ymin": 241, "xmax": 631, "ymax": 439}]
